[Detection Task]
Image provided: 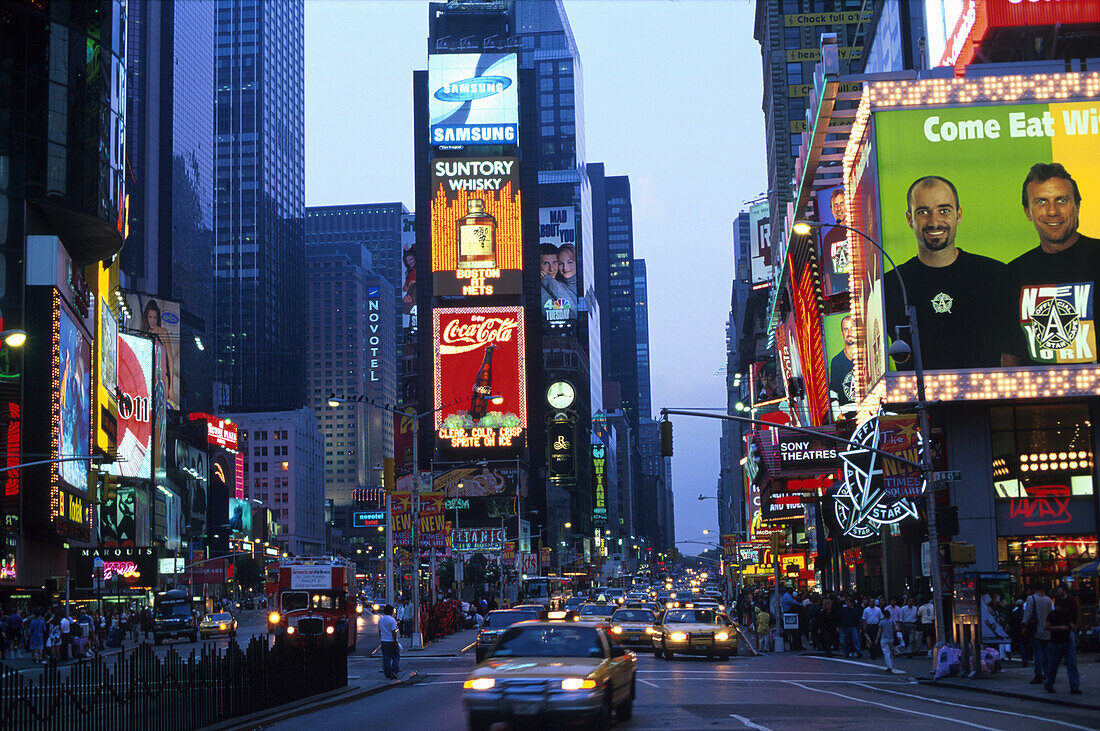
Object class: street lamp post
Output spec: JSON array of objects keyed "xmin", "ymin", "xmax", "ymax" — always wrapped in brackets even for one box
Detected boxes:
[
  {"xmin": 328, "ymin": 394, "xmax": 472, "ymax": 649},
  {"xmin": 793, "ymin": 219, "xmax": 946, "ymax": 646}
]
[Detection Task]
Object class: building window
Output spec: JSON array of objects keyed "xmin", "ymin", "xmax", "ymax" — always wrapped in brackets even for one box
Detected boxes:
[
  {"xmin": 282, "ymin": 461, "xmax": 289, "ymax": 471},
  {"xmin": 990, "ymin": 404, "xmax": 1094, "ymax": 499}
]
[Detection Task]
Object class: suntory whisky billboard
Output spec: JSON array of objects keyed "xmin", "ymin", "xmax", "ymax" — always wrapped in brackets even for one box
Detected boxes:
[
  {"xmin": 433, "ymin": 306, "xmax": 527, "ymax": 456},
  {"xmin": 430, "ymin": 157, "xmax": 523, "ymax": 298},
  {"xmin": 428, "ymin": 53, "xmax": 519, "ymax": 146},
  {"xmin": 843, "ymin": 73, "xmax": 1100, "ymax": 405}
]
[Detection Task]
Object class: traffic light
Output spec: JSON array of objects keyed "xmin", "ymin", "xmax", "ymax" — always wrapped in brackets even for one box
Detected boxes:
[
  {"xmin": 660, "ymin": 419, "xmax": 673, "ymax": 457},
  {"xmin": 383, "ymin": 457, "xmax": 395, "ymax": 492}
]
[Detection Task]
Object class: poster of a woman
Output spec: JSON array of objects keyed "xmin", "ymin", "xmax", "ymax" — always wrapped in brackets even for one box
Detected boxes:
[{"xmin": 129, "ymin": 295, "xmax": 181, "ymax": 410}]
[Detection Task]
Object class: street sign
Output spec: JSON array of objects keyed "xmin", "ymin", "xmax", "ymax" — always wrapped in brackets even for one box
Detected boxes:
[{"xmin": 932, "ymin": 470, "xmax": 962, "ymax": 482}]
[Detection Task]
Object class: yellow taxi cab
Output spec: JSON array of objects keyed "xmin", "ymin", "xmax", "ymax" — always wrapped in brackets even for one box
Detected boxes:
[
  {"xmin": 652, "ymin": 608, "xmax": 737, "ymax": 661},
  {"xmin": 462, "ymin": 621, "xmax": 636, "ymax": 730},
  {"xmin": 577, "ymin": 600, "xmax": 616, "ymax": 623},
  {"xmin": 198, "ymin": 612, "xmax": 237, "ymax": 639},
  {"xmin": 609, "ymin": 607, "xmax": 657, "ymax": 651}
]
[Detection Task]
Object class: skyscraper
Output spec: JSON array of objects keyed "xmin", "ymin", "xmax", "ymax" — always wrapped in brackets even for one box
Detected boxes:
[
  {"xmin": 213, "ymin": 0, "xmax": 305, "ymax": 411},
  {"xmin": 122, "ymin": 0, "xmax": 216, "ymax": 414},
  {"xmin": 305, "ymin": 243, "xmax": 397, "ymax": 506},
  {"xmin": 633, "ymin": 259, "xmax": 652, "ymax": 422}
]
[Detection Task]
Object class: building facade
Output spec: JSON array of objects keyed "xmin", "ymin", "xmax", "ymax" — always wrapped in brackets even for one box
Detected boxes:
[
  {"xmin": 226, "ymin": 408, "xmax": 325, "ymax": 556},
  {"xmin": 213, "ymin": 0, "xmax": 306, "ymax": 411}
]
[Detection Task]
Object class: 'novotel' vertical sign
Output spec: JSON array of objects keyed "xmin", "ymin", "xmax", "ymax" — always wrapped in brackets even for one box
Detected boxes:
[{"xmin": 368, "ymin": 286, "xmax": 381, "ymax": 382}]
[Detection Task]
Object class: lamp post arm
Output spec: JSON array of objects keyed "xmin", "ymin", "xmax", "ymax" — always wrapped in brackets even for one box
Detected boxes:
[
  {"xmin": 797, "ymin": 220, "xmax": 911, "ymax": 313},
  {"xmin": 0, "ymin": 455, "xmax": 113, "ymax": 474}
]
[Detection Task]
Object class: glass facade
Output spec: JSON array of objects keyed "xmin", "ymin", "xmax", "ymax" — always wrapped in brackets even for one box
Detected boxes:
[
  {"xmin": 633, "ymin": 259, "xmax": 652, "ymax": 422},
  {"xmin": 213, "ymin": 0, "xmax": 305, "ymax": 410}
]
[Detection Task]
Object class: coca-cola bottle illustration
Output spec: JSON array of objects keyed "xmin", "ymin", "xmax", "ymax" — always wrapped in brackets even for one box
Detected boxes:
[{"xmin": 468, "ymin": 343, "xmax": 496, "ymax": 420}]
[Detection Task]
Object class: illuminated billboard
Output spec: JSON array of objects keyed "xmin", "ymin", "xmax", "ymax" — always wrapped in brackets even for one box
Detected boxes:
[
  {"xmin": 57, "ymin": 302, "xmax": 91, "ymax": 493},
  {"xmin": 401, "ymin": 212, "xmax": 417, "ymax": 332},
  {"xmin": 592, "ymin": 443, "xmax": 607, "ymax": 524},
  {"xmin": 433, "ymin": 306, "xmax": 526, "ymax": 452},
  {"xmin": 847, "ymin": 77, "xmax": 1100, "ymax": 405},
  {"xmin": 428, "ymin": 53, "xmax": 518, "ymax": 146},
  {"xmin": 539, "ymin": 206, "xmax": 578, "ymax": 324},
  {"xmin": 430, "ymin": 157, "xmax": 523, "ymax": 297},
  {"xmin": 229, "ymin": 497, "xmax": 252, "ymax": 538},
  {"xmin": 109, "ymin": 333, "xmax": 153, "ymax": 480},
  {"xmin": 749, "ymin": 200, "xmax": 772, "ymax": 285},
  {"xmin": 125, "ymin": 293, "xmax": 181, "ymax": 410},
  {"xmin": 815, "ymin": 185, "xmax": 850, "ymax": 295}
]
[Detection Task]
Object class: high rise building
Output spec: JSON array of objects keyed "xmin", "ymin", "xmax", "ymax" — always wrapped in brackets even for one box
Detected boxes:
[
  {"xmin": 122, "ymin": 0, "xmax": 216, "ymax": 414},
  {"xmin": 754, "ymin": 0, "xmax": 869, "ymax": 249},
  {"xmin": 633, "ymin": 259, "xmax": 652, "ymax": 422},
  {"xmin": 305, "ymin": 203, "xmax": 408, "ymax": 358},
  {"xmin": 305, "ymin": 245, "xmax": 397, "ymax": 506},
  {"xmin": 213, "ymin": 0, "xmax": 306, "ymax": 411},
  {"xmin": 226, "ymin": 408, "xmax": 326, "ymax": 556}
]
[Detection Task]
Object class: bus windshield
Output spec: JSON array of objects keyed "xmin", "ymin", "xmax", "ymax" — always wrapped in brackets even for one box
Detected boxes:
[{"xmin": 282, "ymin": 591, "xmax": 344, "ymax": 612}]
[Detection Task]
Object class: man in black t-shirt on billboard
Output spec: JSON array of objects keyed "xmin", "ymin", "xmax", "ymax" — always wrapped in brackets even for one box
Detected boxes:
[
  {"xmin": 884, "ymin": 176, "xmax": 1005, "ymax": 370},
  {"xmin": 829, "ymin": 315, "xmax": 857, "ymax": 420},
  {"xmin": 1000, "ymin": 163, "xmax": 1100, "ymax": 366}
]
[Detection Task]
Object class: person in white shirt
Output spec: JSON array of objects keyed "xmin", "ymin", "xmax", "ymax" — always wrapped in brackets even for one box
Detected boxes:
[
  {"xmin": 1023, "ymin": 587, "xmax": 1054, "ymax": 685},
  {"xmin": 898, "ymin": 597, "xmax": 920, "ymax": 657},
  {"xmin": 378, "ymin": 605, "xmax": 401, "ymax": 679},
  {"xmin": 861, "ymin": 599, "xmax": 883, "ymax": 660},
  {"xmin": 918, "ymin": 597, "xmax": 936, "ymax": 656}
]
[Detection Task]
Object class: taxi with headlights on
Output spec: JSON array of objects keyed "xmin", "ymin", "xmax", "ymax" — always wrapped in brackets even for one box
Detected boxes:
[
  {"xmin": 475, "ymin": 608, "xmax": 542, "ymax": 663},
  {"xmin": 576, "ymin": 600, "xmax": 616, "ymax": 625},
  {"xmin": 609, "ymin": 607, "xmax": 657, "ymax": 651},
  {"xmin": 462, "ymin": 621, "xmax": 636, "ymax": 730},
  {"xmin": 198, "ymin": 612, "xmax": 237, "ymax": 639},
  {"xmin": 652, "ymin": 608, "xmax": 737, "ymax": 661}
]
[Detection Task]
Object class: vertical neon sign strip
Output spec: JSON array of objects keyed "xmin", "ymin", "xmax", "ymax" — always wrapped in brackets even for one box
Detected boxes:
[{"xmin": 50, "ymin": 290, "xmax": 61, "ymax": 522}]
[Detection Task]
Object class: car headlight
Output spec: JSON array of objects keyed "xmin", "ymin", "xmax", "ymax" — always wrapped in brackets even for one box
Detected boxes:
[
  {"xmin": 645, "ymin": 627, "xmax": 656, "ymax": 634},
  {"xmin": 670, "ymin": 632, "xmax": 688, "ymax": 642},
  {"xmin": 715, "ymin": 632, "xmax": 729, "ymax": 641},
  {"xmin": 326, "ymin": 626, "xmax": 335, "ymax": 635},
  {"xmin": 219, "ymin": 624, "xmax": 227, "ymax": 631},
  {"xmin": 372, "ymin": 603, "xmax": 380, "ymax": 611},
  {"xmin": 286, "ymin": 626, "xmax": 295, "ymax": 635},
  {"xmin": 357, "ymin": 604, "xmax": 364, "ymax": 613},
  {"xmin": 464, "ymin": 678, "xmax": 495, "ymax": 690},
  {"xmin": 561, "ymin": 678, "xmax": 597, "ymax": 691},
  {"xmin": 268, "ymin": 612, "xmax": 281, "ymax": 624}
]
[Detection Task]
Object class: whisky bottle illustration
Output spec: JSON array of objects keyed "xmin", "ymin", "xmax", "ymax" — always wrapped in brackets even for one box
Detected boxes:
[{"xmin": 457, "ymin": 198, "xmax": 497, "ymax": 269}]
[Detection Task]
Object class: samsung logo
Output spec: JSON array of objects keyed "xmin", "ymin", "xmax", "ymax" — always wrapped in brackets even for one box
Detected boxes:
[{"xmin": 435, "ymin": 75, "xmax": 512, "ymax": 102}]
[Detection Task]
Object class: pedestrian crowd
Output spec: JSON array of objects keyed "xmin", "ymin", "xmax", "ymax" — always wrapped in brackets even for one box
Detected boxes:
[
  {"xmin": 0, "ymin": 604, "xmax": 154, "ymax": 666},
  {"xmin": 732, "ymin": 582, "xmax": 1084, "ymax": 691}
]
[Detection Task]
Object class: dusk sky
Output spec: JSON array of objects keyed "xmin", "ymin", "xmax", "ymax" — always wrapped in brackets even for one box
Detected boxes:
[{"xmin": 305, "ymin": 0, "xmax": 768, "ymax": 552}]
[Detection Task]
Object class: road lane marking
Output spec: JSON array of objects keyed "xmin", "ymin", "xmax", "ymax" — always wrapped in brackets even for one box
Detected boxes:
[
  {"xmin": 637, "ymin": 678, "xmax": 660, "ymax": 688},
  {"xmin": 803, "ymin": 656, "xmax": 897, "ymax": 671},
  {"xmin": 729, "ymin": 713, "xmax": 773, "ymax": 731},
  {"xmin": 851, "ymin": 683, "xmax": 1097, "ymax": 730},
  {"xmin": 786, "ymin": 681, "xmax": 1002, "ymax": 730}
]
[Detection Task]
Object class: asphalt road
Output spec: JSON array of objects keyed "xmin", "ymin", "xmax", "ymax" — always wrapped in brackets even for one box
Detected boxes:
[{"xmin": 262, "ymin": 651, "xmax": 1100, "ymax": 731}]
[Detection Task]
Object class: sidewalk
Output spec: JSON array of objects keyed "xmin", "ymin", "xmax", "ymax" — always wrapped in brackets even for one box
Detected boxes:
[
  {"xmin": 802, "ymin": 644, "xmax": 1100, "ymax": 710},
  {"xmin": 401, "ymin": 627, "xmax": 478, "ymax": 657}
]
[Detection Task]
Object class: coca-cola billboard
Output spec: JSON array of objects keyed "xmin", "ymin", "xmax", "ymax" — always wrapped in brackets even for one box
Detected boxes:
[
  {"xmin": 433, "ymin": 306, "xmax": 526, "ymax": 454},
  {"xmin": 109, "ymin": 333, "xmax": 153, "ymax": 480}
]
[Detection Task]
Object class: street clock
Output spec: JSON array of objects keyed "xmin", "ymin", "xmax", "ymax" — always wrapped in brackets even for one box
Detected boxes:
[{"xmin": 546, "ymin": 381, "xmax": 575, "ymax": 410}]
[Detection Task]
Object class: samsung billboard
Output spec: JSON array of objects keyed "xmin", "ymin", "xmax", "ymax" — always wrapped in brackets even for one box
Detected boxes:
[{"xmin": 429, "ymin": 53, "xmax": 519, "ymax": 146}]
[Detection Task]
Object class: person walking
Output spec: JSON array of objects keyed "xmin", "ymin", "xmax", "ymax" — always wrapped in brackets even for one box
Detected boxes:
[
  {"xmin": 861, "ymin": 598, "xmax": 883, "ymax": 660},
  {"xmin": 1024, "ymin": 586, "xmax": 1054, "ymax": 685},
  {"xmin": 6, "ymin": 608, "xmax": 23, "ymax": 659},
  {"xmin": 839, "ymin": 598, "xmax": 862, "ymax": 658},
  {"xmin": 378, "ymin": 605, "xmax": 401, "ymax": 679},
  {"xmin": 28, "ymin": 611, "xmax": 46, "ymax": 664},
  {"xmin": 878, "ymin": 611, "xmax": 897, "ymax": 673},
  {"xmin": 1044, "ymin": 596, "xmax": 1081, "ymax": 695},
  {"xmin": 918, "ymin": 596, "xmax": 936, "ymax": 657},
  {"xmin": 46, "ymin": 615, "xmax": 61, "ymax": 664},
  {"xmin": 898, "ymin": 597, "xmax": 919, "ymax": 658},
  {"xmin": 59, "ymin": 610, "xmax": 71, "ymax": 660}
]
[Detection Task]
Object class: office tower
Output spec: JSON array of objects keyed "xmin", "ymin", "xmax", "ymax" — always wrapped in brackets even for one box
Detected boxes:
[
  {"xmin": 123, "ymin": 0, "xmax": 216, "ymax": 414},
  {"xmin": 213, "ymin": 0, "xmax": 306, "ymax": 411},
  {"xmin": 633, "ymin": 259, "xmax": 652, "ymax": 422},
  {"xmin": 590, "ymin": 167, "xmax": 638, "ymax": 428},
  {"xmin": 305, "ymin": 246, "xmax": 397, "ymax": 506},
  {"xmin": 305, "ymin": 203, "xmax": 408, "ymax": 360},
  {"xmin": 754, "ymin": 0, "xmax": 868, "ymax": 250},
  {"xmin": 224, "ymin": 408, "xmax": 326, "ymax": 556}
]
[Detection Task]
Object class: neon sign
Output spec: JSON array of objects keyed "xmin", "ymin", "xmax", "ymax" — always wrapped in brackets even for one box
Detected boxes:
[
  {"xmin": 592, "ymin": 444, "xmax": 607, "ymax": 524},
  {"xmin": 102, "ymin": 561, "xmax": 140, "ymax": 580}
]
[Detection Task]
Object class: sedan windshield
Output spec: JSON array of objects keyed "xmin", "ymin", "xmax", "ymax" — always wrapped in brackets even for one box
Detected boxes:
[
  {"xmin": 664, "ymin": 609, "xmax": 717, "ymax": 624},
  {"xmin": 205, "ymin": 613, "xmax": 232, "ymax": 622},
  {"xmin": 484, "ymin": 611, "xmax": 538, "ymax": 628},
  {"xmin": 611, "ymin": 610, "xmax": 654, "ymax": 622},
  {"xmin": 492, "ymin": 626, "xmax": 605, "ymax": 658}
]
